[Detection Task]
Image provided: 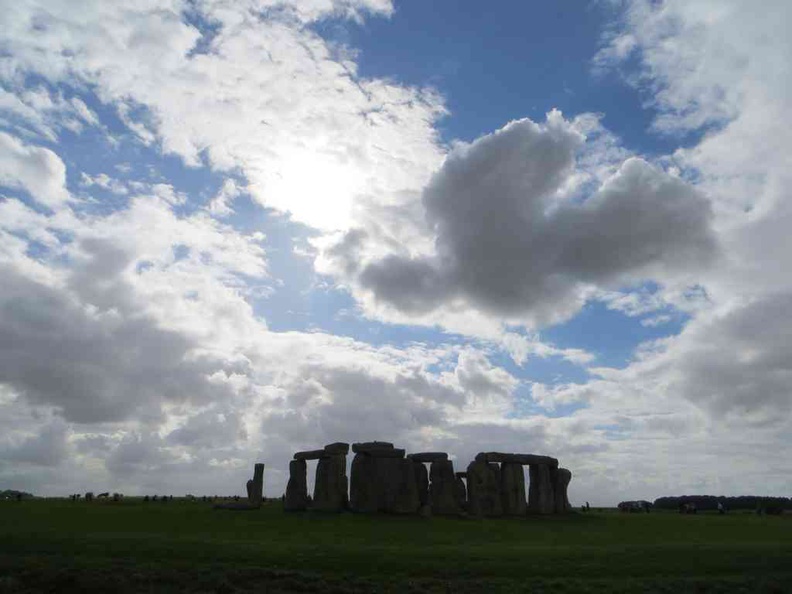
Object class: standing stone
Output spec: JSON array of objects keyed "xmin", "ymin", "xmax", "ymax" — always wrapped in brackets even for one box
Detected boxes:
[
  {"xmin": 500, "ymin": 462, "xmax": 527, "ymax": 515},
  {"xmin": 554, "ymin": 467, "xmax": 572, "ymax": 513},
  {"xmin": 248, "ymin": 463, "xmax": 264, "ymax": 506},
  {"xmin": 429, "ymin": 460, "xmax": 459, "ymax": 515},
  {"xmin": 528, "ymin": 463, "xmax": 555, "ymax": 514},
  {"xmin": 466, "ymin": 460, "xmax": 502, "ymax": 517},
  {"xmin": 285, "ymin": 459, "xmax": 309, "ymax": 511},
  {"xmin": 392, "ymin": 458, "xmax": 420, "ymax": 514},
  {"xmin": 455, "ymin": 475, "xmax": 467, "ymax": 512},
  {"xmin": 313, "ymin": 455, "xmax": 347, "ymax": 512},
  {"xmin": 350, "ymin": 453, "xmax": 378, "ymax": 512},
  {"xmin": 413, "ymin": 460, "xmax": 429, "ymax": 506},
  {"xmin": 372, "ymin": 453, "xmax": 406, "ymax": 512}
]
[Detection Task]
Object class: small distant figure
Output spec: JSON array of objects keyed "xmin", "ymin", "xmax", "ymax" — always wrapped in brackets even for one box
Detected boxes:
[
  {"xmin": 586, "ymin": 501, "xmax": 590, "ymax": 511},
  {"xmin": 152, "ymin": 495, "xmax": 158, "ymax": 502},
  {"xmin": 717, "ymin": 501, "xmax": 725, "ymax": 515},
  {"xmin": 16, "ymin": 493, "xmax": 22, "ymax": 502}
]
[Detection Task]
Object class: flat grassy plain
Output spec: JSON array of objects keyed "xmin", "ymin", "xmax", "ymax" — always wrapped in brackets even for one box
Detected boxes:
[{"xmin": 1, "ymin": 500, "xmax": 790, "ymax": 593}]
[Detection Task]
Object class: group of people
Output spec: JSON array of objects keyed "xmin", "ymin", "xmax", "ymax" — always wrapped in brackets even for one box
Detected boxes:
[{"xmin": 679, "ymin": 501, "xmax": 727, "ymax": 514}]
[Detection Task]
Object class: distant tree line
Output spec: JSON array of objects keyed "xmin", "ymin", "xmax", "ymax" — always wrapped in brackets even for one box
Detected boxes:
[
  {"xmin": 0, "ymin": 490, "xmax": 34, "ymax": 500},
  {"xmin": 654, "ymin": 495, "xmax": 791, "ymax": 512}
]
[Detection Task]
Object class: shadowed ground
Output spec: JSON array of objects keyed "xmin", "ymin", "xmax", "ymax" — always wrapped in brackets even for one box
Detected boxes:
[{"xmin": 1, "ymin": 499, "xmax": 790, "ymax": 592}]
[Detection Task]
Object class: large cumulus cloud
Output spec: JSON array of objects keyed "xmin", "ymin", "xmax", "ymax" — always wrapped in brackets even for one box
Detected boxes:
[{"xmin": 324, "ymin": 112, "xmax": 717, "ymax": 326}]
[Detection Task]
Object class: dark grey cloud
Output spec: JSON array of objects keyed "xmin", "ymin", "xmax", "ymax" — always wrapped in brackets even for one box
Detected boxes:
[
  {"xmin": 0, "ymin": 248, "xmax": 233, "ymax": 423},
  {"xmin": 334, "ymin": 116, "xmax": 717, "ymax": 324},
  {"xmin": 674, "ymin": 292, "xmax": 792, "ymax": 424},
  {"xmin": 1, "ymin": 421, "xmax": 69, "ymax": 466}
]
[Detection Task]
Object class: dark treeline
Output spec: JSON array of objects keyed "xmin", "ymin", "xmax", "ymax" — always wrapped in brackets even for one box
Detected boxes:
[
  {"xmin": 654, "ymin": 495, "xmax": 791, "ymax": 511},
  {"xmin": 0, "ymin": 490, "xmax": 34, "ymax": 500}
]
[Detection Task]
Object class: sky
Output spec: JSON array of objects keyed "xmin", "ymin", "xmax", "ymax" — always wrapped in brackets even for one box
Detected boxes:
[{"xmin": 0, "ymin": 0, "xmax": 790, "ymax": 505}]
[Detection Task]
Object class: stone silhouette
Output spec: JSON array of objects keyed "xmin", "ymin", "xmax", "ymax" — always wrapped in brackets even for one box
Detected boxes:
[
  {"xmin": 284, "ymin": 459, "xmax": 309, "ymax": 511},
  {"xmin": 288, "ymin": 443, "xmax": 349, "ymax": 512},
  {"xmin": 284, "ymin": 443, "xmax": 573, "ymax": 518},
  {"xmin": 500, "ymin": 462, "xmax": 527, "ymax": 515},
  {"xmin": 214, "ymin": 462, "xmax": 265, "ymax": 511},
  {"xmin": 350, "ymin": 443, "xmax": 418, "ymax": 514},
  {"xmin": 554, "ymin": 468, "xmax": 572, "ymax": 513},
  {"xmin": 429, "ymin": 459, "xmax": 459, "ymax": 515}
]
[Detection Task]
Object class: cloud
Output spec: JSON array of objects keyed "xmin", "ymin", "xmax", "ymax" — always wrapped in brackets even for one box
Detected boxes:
[
  {"xmin": 0, "ymin": 0, "xmax": 443, "ymax": 231},
  {"xmin": 324, "ymin": 112, "xmax": 716, "ymax": 327},
  {"xmin": 0, "ymin": 132, "xmax": 69, "ymax": 207},
  {"xmin": 1, "ymin": 420, "xmax": 70, "ymax": 467}
]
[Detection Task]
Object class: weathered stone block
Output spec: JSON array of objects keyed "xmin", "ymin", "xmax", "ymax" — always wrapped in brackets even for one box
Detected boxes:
[
  {"xmin": 392, "ymin": 458, "xmax": 420, "ymax": 514},
  {"xmin": 366, "ymin": 448, "xmax": 406, "ymax": 458},
  {"xmin": 430, "ymin": 460, "xmax": 459, "ymax": 515},
  {"xmin": 528, "ymin": 463, "xmax": 555, "ymax": 514},
  {"xmin": 313, "ymin": 454, "xmax": 347, "ymax": 512},
  {"xmin": 285, "ymin": 459, "xmax": 309, "ymax": 511},
  {"xmin": 324, "ymin": 442, "xmax": 350, "ymax": 455},
  {"xmin": 455, "ymin": 475, "xmax": 467, "ymax": 511},
  {"xmin": 482, "ymin": 452, "xmax": 559, "ymax": 467},
  {"xmin": 249, "ymin": 463, "xmax": 264, "ymax": 506},
  {"xmin": 500, "ymin": 462, "xmax": 526, "ymax": 515},
  {"xmin": 350, "ymin": 453, "xmax": 378, "ymax": 513},
  {"xmin": 352, "ymin": 441, "xmax": 394, "ymax": 453},
  {"xmin": 293, "ymin": 449, "xmax": 326, "ymax": 460},
  {"xmin": 554, "ymin": 467, "xmax": 572, "ymax": 513},
  {"xmin": 413, "ymin": 460, "xmax": 429, "ymax": 506},
  {"xmin": 466, "ymin": 460, "xmax": 502, "ymax": 517}
]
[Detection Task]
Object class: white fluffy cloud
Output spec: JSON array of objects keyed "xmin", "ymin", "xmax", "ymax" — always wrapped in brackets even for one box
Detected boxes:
[
  {"xmin": 0, "ymin": 132, "xmax": 70, "ymax": 207},
  {"xmin": 0, "ymin": 0, "xmax": 442, "ymax": 230}
]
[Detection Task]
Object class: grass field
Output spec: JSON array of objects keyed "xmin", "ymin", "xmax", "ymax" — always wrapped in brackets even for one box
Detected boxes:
[{"xmin": 1, "ymin": 499, "xmax": 790, "ymax": 593}]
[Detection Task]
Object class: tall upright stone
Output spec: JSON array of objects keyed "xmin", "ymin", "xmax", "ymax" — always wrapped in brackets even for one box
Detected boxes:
[
  {"xmin": 528, "ymin": 463, "xmax": 555, "ymax": 514},
  {"xmin": 248, "ymin": 463, "xmax": 264, "ymax": 506},
  {"xmin": 349, "ymin": 443, "xmax": 419, "ymax": 514},
  {"xmin": 554, "ymin": 467, "xmax": 572, "ymax": 513},
  {"xmin": 466, "ymin": 459, "xmax": 502, "ymax": 517},
  {"xmin": 350, "ymin": 453, "xmax": 378, "ymax": 512},
  {"xmin": 284, "ymin": 459, "xmax": 309, "ymax": 511},
  {"xmin": 455, "ymin": 475, "xmax": 467, "ymax": 511},
  {"xmin": 500, "ymin": 462, "xmax": 527, "ymax": 515},
  {"xmin": 313, "ymin": 454, "xmax": 347, "ymax": 512},
  {"xmin": 413, "ymin": 460, "xmax": 429, "ymax": 506},
  {"xmin": 429, "ymin": 459, "xmax": 459, "ymax": 515},
  {"xmin": 392, "ymin": 458, "xmax": 420, "ymax": 514}
]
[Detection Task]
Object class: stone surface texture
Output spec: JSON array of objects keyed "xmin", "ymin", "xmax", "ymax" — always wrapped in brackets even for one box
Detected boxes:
[
  {"xmin": 466, "ymin": 460, "xmax": 502, "ymax": 517},
  {"xmin": 313, "ymin": 455, "xmax": 348, "ymax": 512},
  {"xmin": 249, "ymin": 463, "xmax": 264, "ymax": 506},
  {"xmin": 284, "ymin": 459, "xmax": 309, "ymax": 511},
  {"xmin": 528, "ymin": 463, "xmax": 555, "ymax": 514},
  {"xmin": 554, "ymin": 467, "xmax": 572, "ymax": 513},
  {"xmin": 429, "ymin": 459, "xmax": 459, "ymax": 515},
  {"xmin": 500, "ymin": 462, "xmax": 527, "ymax": 515}
]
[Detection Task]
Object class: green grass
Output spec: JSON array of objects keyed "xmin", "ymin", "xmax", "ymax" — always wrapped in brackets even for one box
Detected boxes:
[{"xmin": 1, "ymin": 500, "xmax": 791, "ymax": 593}]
